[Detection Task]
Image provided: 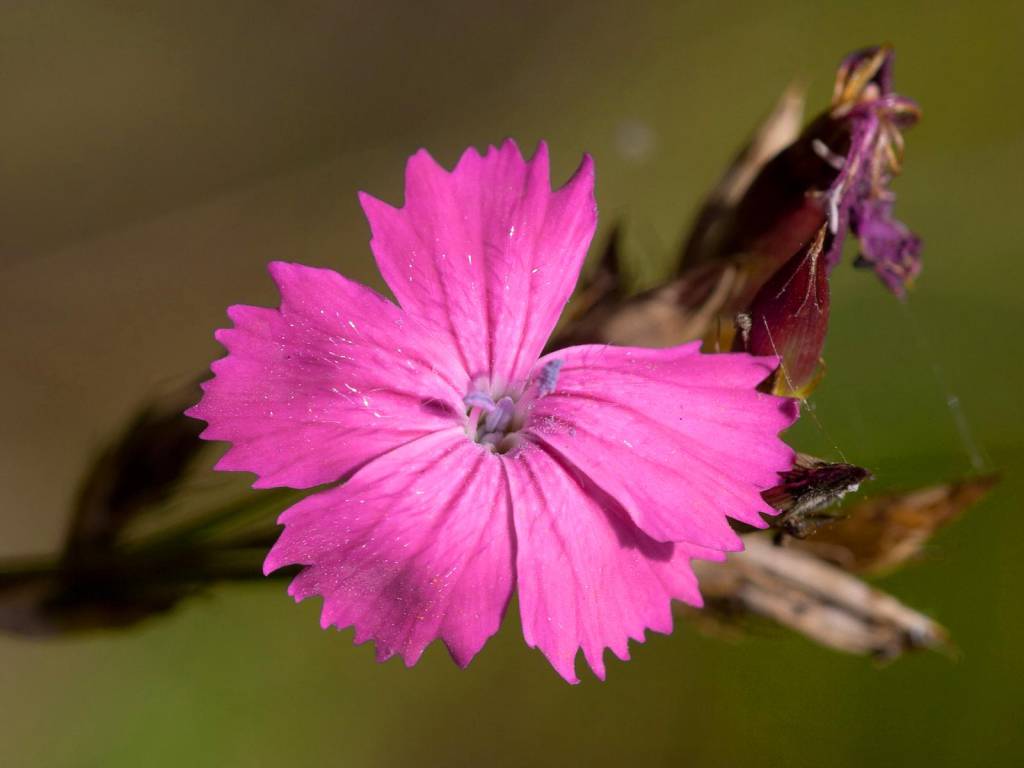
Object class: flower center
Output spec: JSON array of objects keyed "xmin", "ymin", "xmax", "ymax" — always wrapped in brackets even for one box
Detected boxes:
[
  {"xmin": 463, "ymin": 390, "xmax": 526, "ymax": 454},
  {"xmin": 463, "ymin": 360, "xmax": 563, "ymax": 454}
]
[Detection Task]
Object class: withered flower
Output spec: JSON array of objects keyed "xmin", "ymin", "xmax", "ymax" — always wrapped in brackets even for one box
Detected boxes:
[
  {"xmin": 553, "ymin": 45, "xmax": 921, "ymax": 357},
  {"xmin": 824, "ymin": 46, "xmax": 922, "ymax": 296},
  {"xmin": 683, "ymin": 44, "xmax": 921, "ymax": 309}
]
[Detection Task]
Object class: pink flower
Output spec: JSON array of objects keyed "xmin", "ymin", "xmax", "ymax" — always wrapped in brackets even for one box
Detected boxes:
[{"xmin": 188, "ymin": 141, "xmax": 796, "ymax": 682}]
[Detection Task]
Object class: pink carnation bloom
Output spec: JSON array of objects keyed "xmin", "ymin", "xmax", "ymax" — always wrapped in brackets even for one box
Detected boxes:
[{"xmin": 188, "ymin": 141, "xmax": 796, "ymax": 682}]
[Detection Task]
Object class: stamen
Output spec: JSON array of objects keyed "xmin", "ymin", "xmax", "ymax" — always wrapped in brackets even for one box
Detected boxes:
[
  {"xmin": 484, "ymin": 396, "xmax": 515, "ymax": 433},
  {"xmin": 463, "ymin": 392, "xmax": 496, "ymax": 412},
  {"xmin": 463, "ymin": 386, "xmax": 528, "ymax": 454}
]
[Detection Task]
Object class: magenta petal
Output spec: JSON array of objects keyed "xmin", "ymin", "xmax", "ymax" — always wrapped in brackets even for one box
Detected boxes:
[
  {"xmin": 265, "ymin": 429, "xmax": 515, "ymax": 667},
  {"xmin": 360, "ymin": 139, "xmax": 597, "ymax": 386},
  {"xmin": 507, "ymin": 443, "xmax": 720, "ymax": 683},
  {"xmin": 188, "ymin": 261, "xmax": 468, "ymax": 488},
  {"xmin": 526, "ymin": 343, "xmax": 796, "ymax": 547}
]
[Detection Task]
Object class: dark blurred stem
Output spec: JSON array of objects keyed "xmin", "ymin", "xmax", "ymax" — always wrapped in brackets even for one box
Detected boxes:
[
  {"xmin": 1, "ymin": 492, "xmax": 297, "ymax": 588},
  {"xmin": 0, "ymin": 543, "xmax": 289, "ymax": 587},
  {"xmin": 133, "ymin": 488, "xmax": 300, "ymax": 552}
]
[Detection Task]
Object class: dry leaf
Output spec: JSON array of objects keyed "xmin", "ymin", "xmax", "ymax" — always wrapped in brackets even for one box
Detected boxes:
[
  {"xmin": 790, "ymin": 475, "xmax": 998, "ymax": 575},
  {"xmin": 682, "ymin": 83, "xmax": 806, "ymax": 267}
]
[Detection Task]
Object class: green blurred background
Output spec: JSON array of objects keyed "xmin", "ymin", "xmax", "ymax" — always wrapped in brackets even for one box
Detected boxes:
[{"xmin": 2, "ymin": 1, "xmax": 1021, "ymax": 765}]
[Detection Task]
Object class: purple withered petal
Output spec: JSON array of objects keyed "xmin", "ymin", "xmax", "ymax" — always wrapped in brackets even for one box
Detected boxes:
[
  {"xmin": 819, "ymin": 112, "xmax": 879, "ymax": 271},
  {"xmin": 851, "ymin": 198, "xmax": 922, "ymax": 297},
  {"xmin": 820, "ymin": 46, "xmax": 922, "ymax": 295}
]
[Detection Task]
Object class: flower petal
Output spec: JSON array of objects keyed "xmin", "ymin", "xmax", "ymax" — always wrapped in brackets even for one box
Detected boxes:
[
  {"xmin": 188, "ymin": 261, "xmax": 467, "ymax": 488},
  {"xmin": 506, "ymin": 443, "xmax": 721, "ymax": 683},
  {"xmin": 360, "ymin": 139, "xmax": 597, "ymax": 387},
  {"xmin": 264, "ymin": 429, "xmax": 516, "ymax": 667},
  {"xmin": 525, "ymin": 343, "xmax": 797, "ymax": 547}
]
